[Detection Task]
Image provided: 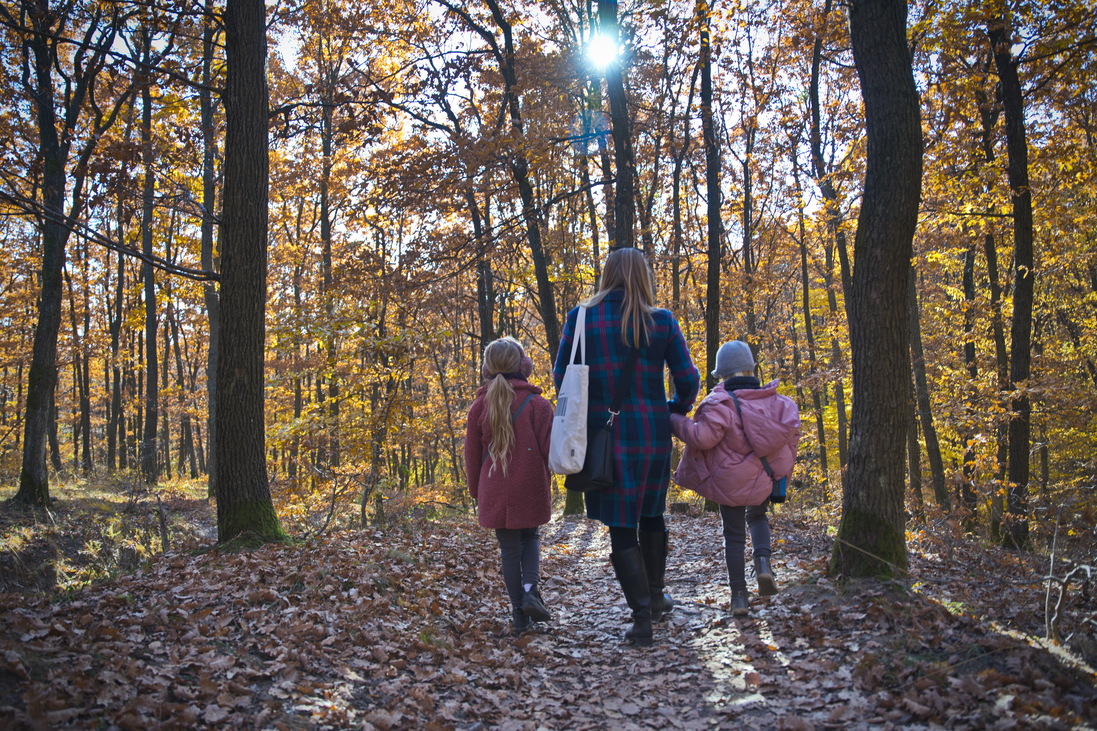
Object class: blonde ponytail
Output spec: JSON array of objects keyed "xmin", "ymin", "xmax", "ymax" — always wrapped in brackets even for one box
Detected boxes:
[{"xmin": 481, "ymin": 337, "xmax": 526, "ymax": 476}]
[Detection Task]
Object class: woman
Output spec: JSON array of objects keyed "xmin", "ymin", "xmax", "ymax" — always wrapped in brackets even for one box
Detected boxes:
[{"xmin": 553, "ymin": 247, "xmax": 699, "ymax": 645}]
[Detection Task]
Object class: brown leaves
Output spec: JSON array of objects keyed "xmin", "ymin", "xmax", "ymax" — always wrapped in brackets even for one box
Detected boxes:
[{"xmin": 1, "ymin": 512, "xmax": 1095, "ymax": 729}]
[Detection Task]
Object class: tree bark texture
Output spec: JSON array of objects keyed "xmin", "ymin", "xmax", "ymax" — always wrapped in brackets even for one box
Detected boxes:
[
  {"xmin": 201, "ymin": 0, "xmax": 220, "ymax": 498},
  {"xmin": 16, "ymin": 0, "xmax": 69, "ymax": 505},
  {"xmin": 988, "ymin": 18, "xmax": 1034, "ymax": 550},
  {"xmin": 831, "ymin": 0, "xmax": 922, "ymax": 579},
  {"xmin": 216, "ymin": 0, "xmax": 284, "ymax": 543},
  {"xmin": 140, "ymin": 67, "xmax": 160, "ymax": 482}
]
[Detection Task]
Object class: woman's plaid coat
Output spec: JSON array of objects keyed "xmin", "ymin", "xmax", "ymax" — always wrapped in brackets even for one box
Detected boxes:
[{"xmin": 553, "ymin": 290, "xmax": 700, "ymax": 528}]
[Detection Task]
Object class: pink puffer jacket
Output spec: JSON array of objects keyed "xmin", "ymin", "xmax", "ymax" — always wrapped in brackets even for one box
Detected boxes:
[{"xmin": 670, "ymin": 381, "xmax": 800, "ymax": 507}]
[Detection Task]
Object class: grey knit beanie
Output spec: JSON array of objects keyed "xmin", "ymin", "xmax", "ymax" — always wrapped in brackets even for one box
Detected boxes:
[{"xmin": 712, "ymin": 340, "xmax": 755, "ymax": 379}]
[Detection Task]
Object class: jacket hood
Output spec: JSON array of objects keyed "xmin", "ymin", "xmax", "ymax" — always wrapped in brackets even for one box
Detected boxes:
[{"xmin": 707, "ymin": 379, "xmax": 780, "ymax": 403}]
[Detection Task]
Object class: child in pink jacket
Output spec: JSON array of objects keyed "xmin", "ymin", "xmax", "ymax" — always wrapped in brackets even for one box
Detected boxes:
[
  {"xmin": 464, "ymin": 337, "xmax": 555, "ymax": 635},
  {"xmin": 670, "ymin": 341, "xmax": 800, "ymax": 616}
]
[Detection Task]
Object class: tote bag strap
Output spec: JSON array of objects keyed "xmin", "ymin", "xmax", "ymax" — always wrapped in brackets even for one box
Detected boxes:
[
  {"xmin": 569, "ymin": 306, "xmax": 587, "ymax": 365},
  {"xmin": 605, "ymin": 348, "xmax": 640, "ymax": 427}
]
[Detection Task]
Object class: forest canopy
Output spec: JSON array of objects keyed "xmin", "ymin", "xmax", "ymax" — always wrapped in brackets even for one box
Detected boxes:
[{"xmin": 0, "ymin": 0, "xmax": 1093, "ymax": 556}]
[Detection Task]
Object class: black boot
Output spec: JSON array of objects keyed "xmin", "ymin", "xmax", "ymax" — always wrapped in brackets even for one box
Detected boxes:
[
  {"xmin": 512, "ymin": 608, "xmax": 531, "ymax": 635},
  {"xmin": 521, "ymin": 587, "xmax": 552, "ymax": 622},
  {"xmin": 639, "ymin": 530, "xmax": 673, "ymax": 622},
  {"xmin": 610, "ymin": 547, "xmax": 653, "ymax": 646},
  {"xmin": 754, "ymin": 556, "xmax": 778, "ymax": 597},
  {"xmin": 731, "ymin": 590, "xmax": 750, "ymax": 617}
]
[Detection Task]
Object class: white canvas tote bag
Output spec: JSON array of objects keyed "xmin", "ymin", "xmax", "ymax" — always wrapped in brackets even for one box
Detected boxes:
[{"xmin": 548, "ymin": 306, "xmax": 589, "ymax": 475}]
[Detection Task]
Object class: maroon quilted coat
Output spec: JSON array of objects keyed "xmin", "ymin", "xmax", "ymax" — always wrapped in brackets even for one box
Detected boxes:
[{"xmin": 464, "ymin": 379, "xmax": 554, "ymax": 529}]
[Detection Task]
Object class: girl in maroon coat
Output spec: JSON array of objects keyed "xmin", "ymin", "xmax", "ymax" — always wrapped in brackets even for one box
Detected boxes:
[{"xmin": 464, "ymin": 337, "xmax": 555, "ymax": 635}]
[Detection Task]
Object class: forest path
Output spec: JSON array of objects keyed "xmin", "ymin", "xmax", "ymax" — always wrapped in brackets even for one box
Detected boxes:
[
  {"xmin": 510, "ymin": 511, "xmax": 883, "ymax": 729},
  {"xmin": 1, "ymin": 504, "xmax": 1094, "ymax": 729}
]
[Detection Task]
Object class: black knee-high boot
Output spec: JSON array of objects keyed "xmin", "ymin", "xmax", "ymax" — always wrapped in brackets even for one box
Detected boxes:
[
  {"xmin": 610, "ymin": 547, "xmax": 653, "ymax": 646},
  {"xmin": 639, "ymin": 530, "xmax": 673, "ymax": 622}
]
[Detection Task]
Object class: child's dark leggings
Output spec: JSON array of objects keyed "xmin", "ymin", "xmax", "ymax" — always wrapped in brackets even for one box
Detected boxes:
[
  {"xmin": 719, "ymin": 502, "xmax": 772, "ymax": 592},
  {"xmin": 495, "ymin": 527, "xmax": 540, "ymax": 610}
]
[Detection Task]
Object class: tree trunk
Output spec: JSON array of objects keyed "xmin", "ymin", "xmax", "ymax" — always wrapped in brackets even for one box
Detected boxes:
[
  {"xmin": 792, "ymin": 156, "xmax": 830, "ymax": 497},
  {"xmin": 809, "ymin": 0, "xmax": 850, "ymax": 469},
  {"xmin": 140, "ymin": 64, "xmax": 160, "ymax": 483},
  {"xmin": 216, "ymin": 0, "xmax": 284, "ymax": 543},
  {"xmin": 699, "ymin": 0, "xmax": 721, "ymax": 391},
  {"xmin": 908, "ymin": 264, "xmax": 948, "ymax": 508},
  {"xmin": 64, "ymin": 261, "xmax": 92, "ymax": 475},
  {"xmin": 468, "ymin": 0, "xmax": 559, "ymax": 360},
  {"xmin": 906, "ymin": 382, "xmax": 924, "ymax": 523},
  {"xmin": 464, "ymin": 184, "xmax": 495, "ymax": 353},
  {"xmin": 988, "ymin": 18, "xmax": 1034, "ymax": 550},
  {"xmin": 601, "ymin": 0, "xmax": 636, "ymax": 253},
  {"xmin": 319, "ymin": 89, "xmax": 340, "ymax": 469},
  {"xmin": 201, "ymin": 0, "xmax": 221, "ymax": 497},
  {"xmin": 830, "ymin": 0, "xmax": 922, "ymax": 579},
  {"xmin": 15, "ymin": 0, "xmax": 70, "ymax": 506},
  {"xmin": 959, "ymin": 239, "xmax": 980, "ymax": 523},
  {"xmin": 741, "ymin": 125, "xmax": 757, "ymax": 338}
]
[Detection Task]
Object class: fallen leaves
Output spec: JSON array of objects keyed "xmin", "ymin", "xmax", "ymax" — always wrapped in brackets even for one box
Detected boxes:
[{"xmin": 0, "ymin": 508, "xmax": 1094, "ymax": 729}]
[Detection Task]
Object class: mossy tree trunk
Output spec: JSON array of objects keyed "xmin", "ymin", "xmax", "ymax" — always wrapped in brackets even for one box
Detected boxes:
[
  {"xmin": 830, "ymin": 0, "xmax": 922, "ymax": 579},
  {"xmin": 216, "ymin": 0, "xmax": 285, "ymax": 543}
]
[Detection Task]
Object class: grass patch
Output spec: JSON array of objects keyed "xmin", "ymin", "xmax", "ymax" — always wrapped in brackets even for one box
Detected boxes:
[{"xmin": 0, "ymin": 476, "xmax": 214, "ymax": 595}]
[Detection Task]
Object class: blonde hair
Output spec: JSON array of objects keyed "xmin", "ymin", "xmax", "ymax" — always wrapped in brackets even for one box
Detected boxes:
[
  {"xmin": 584, "ymin": 247, "xmax": 656, "ymax": 348},
  {"xmin": 482, "ymin": 337, "xmax": 526, "ymax": 476}
]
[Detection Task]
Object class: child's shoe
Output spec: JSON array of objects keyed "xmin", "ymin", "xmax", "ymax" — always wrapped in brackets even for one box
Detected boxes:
[
  {"xmin": 521, "ymin": 588, "xmax": 552, "ymax": 622},
  {"xmin": 754, "ymin": 557, "xmax": 778, "ymax": 597},
  {"xmin": 512, "ymin": 608, "xmax": 531, "ymax": 635},
  {"xmin": 731, "ymin": 590, "xmax": 750, "ymax": 617}
]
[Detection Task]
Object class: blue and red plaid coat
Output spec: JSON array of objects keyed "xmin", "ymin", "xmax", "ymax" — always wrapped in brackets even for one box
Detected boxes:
[{"xmin": 553, "ymin": 290, "xmax": 700, "ymax": 527}]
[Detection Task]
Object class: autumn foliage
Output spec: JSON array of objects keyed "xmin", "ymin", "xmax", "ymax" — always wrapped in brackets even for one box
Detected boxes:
[{"xmin": 1, "ymin": 0, "xmax": 1096, "ymax": 725}]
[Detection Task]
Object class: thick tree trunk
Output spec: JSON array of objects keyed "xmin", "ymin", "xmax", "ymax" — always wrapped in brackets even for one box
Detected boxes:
[
  {"xmin": 216, "ymin": 0, "xmax": 284, "ymax": 543},
  {"xmin": 830, "ymin": 0, "xmax": 922, "ymax": 579},
  {"xmin": 16, "ymin": 0, "xmax": 70, "ymax": 506},
  {"xmin": 988, "ymin": 18, "xmax": 1034, "ymax": 550}
]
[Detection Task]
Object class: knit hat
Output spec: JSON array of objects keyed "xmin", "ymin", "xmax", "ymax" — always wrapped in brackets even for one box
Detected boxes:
[{"xmin": 712, "ymin": 340, "xmax": 755, "ymax": 379}]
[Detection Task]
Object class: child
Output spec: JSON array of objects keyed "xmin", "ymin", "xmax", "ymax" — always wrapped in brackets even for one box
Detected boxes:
[
  {"xmin": 670, "ymin": 340, "xmax": 800, "ymax": 616},
  {"xmin": 464, "ymin": 337, "xmax": 556, "ymax": 634}
]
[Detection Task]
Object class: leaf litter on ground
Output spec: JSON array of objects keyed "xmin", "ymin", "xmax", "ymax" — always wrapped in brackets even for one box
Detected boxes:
[{"xmin": 1, "ymin": 500, "xmax": 1095, "ymax": 730}]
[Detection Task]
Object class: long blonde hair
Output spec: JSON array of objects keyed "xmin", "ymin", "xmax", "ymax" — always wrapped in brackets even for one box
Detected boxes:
[
  {"xmin": 584, "ymin": 247, "xmax": 656, "ymax": 348},
  {"xmin": 482, "ymin": 337, "xmax": 526, "ymax": 476}
]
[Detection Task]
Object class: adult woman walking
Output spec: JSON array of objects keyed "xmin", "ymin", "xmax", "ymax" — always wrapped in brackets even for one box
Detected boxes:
[{"xmin": 553, "ymin": 247, "xmax": 699, "ymax": 645}]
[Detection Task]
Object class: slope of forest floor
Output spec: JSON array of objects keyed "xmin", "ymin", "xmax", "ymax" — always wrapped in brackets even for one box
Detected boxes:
[{"xmin": 1, "ymin": 486, "xmax": 1096, "ymax": 730}]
